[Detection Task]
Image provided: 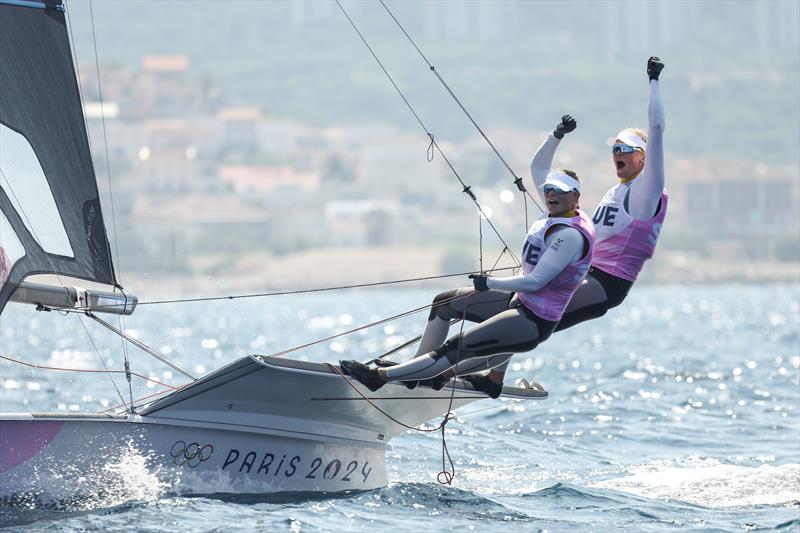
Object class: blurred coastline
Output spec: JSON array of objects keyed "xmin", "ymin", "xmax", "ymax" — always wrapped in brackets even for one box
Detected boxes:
[{"xmin": 59, "ymin": 1, "xmax": 798, "ymax": 298}]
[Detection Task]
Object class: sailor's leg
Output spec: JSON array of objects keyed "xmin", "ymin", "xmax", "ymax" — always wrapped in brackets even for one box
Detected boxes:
[
  {"xmin": 382, "ymin": 352, "xmax": 455, "ymax": 381},
  {"xmin": 428, "ymin": 310, "xmax": 542, "ymax": 397},
  {"xmin": 478, "ymin": 301, "xmax": 556, "ymax": 385},
  {"xmin": 553, "ymin": 275, "xmax": 609, "ymax": 332},
  {"xmin": 416, "ymin": 288, "xmax": 513, "ymax": 355},
  {"xmin": 446, "ymin": 353, "xmax": 512, "ymax": 376},
  {"xmin": 485, "ymin": 356, "xmax": 512, "ymax": 384},
  {"xmin": 423, "ymin": 354, "xmax": 512, "ymax": 397},
  {"xmin": 555, "ymin": 269, "xmax": 633, "ymax": 332},
  {"xmin": 438, "ymin": 308, "xmax": 543, "ymax": 363},
  {"xmin": 385, "ymin": 307, "xmax": 538, "ymax": 383}
]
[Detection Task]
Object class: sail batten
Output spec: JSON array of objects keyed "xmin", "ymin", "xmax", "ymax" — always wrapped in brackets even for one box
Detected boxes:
[
  {"xmin": 0, "ymin": 0, "xmax": 119, "ymax": 314},
  {"xmin": 1, "ymin": 0, "xmax": 55, "ymax": 10}
]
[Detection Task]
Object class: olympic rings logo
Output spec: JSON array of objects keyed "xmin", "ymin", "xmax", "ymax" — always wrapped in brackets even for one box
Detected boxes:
[{"xmin": 170, "ymin": 440, "xmax": 214, "ymax": 468}]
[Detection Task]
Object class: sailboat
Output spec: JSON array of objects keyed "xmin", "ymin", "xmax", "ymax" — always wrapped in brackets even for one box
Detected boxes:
[{"xmin": 0, "ymin": 0, "xmax": 547, "ymax": 499}]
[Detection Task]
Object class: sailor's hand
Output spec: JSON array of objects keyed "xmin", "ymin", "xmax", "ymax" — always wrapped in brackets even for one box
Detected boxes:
[
  {"xmin": 553, "ymin": 115, "xmax": 577, "ymax": 139},
  {"xmin": 647, "ymin": 56, "xmax": 664, "ymax": 81},
  {"xmin": 469, "ymin": 273, "xmax": 490, "ymax": 292}
]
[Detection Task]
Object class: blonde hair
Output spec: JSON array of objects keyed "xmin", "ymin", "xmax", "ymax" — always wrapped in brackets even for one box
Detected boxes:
[{"xmin": 622, "ymin": 128, "xmax": 647, "ymax": 143}]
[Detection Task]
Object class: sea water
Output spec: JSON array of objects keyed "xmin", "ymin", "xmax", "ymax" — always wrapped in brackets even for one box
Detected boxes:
[{"xmin": 0, "ymin": 284, "xmax": 798, "ymax": 532}]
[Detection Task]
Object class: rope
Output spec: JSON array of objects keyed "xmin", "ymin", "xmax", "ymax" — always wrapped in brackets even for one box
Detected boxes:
[
  {"xmin": 86, "ymin": 311, "xmax": 196, "ymax": 380},
  {"xmin": 87, "ymin": 0, "xmax": 136, "ymax": 412},
  {"xmin": 88, "ymin": 267, "xmax": 518, "ymax": 310},
  {"xmin": 478, "ymin": 210, "xmax": 484, "ymax": 273},
  {"xmin": 334, "ymin": 0, "xmax": 519, "ymax": 266},
  {"xmin": 327, "ymin": 292, "xmax": 476, "ymax": 485},
  {"xmin": 86, "ymin": 0, "xmax": 121, "ymax": 283},
  {"xmin": 64, "ymin": 0, "xmax": 133, "ymax": 411},
  {"xmin": 262, "ymin": 291, "xmax": 470, "ymax": 359},
  {"xmin": 436, "ymin": 297, "xmax": 470, "ymax": 485},
  {"xmin": 99, "ymin": 384, "xmax": 189, "ymax": 415},
  {"xmin": 0, "ymin": 354, "xmax": 177, "ymax": 389},
  {"xmin": 378, "ymin": 0, "xmax": 544, "ymax": 224},
  {"xmin": 0, "ymin": 167, "xmax": 131, "ymax": 410}
]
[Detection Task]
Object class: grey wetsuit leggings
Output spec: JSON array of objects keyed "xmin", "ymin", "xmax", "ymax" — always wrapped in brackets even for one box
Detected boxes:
[
  {"xmin": 383, "ymin": 287, "xmax": 556, "ymax": 382},
  {"xmin": 554, "ymin": 267, "xmax": 633, "ymax": 331}
]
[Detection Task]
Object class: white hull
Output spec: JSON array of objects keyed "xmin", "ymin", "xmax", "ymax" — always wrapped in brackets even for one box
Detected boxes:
[
  {"xmin": 1, "ymin": 414, "xmax": 386, "ymax": 499},
  {"xmin": 0, "ymin": 355, "xmax": 547, "ymax": 499}
]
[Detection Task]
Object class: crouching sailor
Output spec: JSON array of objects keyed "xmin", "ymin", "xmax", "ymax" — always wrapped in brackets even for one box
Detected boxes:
[{"xmin": 340, "ymin": 170, "xmax": 595, "ymax": 398}]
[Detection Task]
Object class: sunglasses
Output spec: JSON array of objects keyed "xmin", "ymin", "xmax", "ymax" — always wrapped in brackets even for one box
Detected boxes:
[
  {"xmin": 611, "ymin": 143, "xmax": 639, "ymax": 154},
  {"xmin": 543, "ymin": 184, "xmax": 572, "ymax": 195}
]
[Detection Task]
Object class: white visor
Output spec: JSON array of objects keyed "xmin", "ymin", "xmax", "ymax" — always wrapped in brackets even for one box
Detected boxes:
[
  {"xmin": 544, "ymin": 170, "xmax": 581, "ymax": 193},
  {"xmin": 609, "ymin": 129, "xmax": 647, "ymax": 151}
]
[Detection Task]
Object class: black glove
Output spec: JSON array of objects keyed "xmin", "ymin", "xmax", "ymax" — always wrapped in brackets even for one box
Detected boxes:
[
  {"xmin": 553, "ymin": 114, "xmax": 577, "ymax": 139},
  {"xmin": 469, "ymin": 273, "xmax": 490, "ymax": 292},
  {"xmin": 647, "ymin": 56, "xmax": 664, "ymax": 81}
]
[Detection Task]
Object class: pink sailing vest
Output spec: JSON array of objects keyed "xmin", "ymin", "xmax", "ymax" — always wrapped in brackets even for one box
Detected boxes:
[
  {"xmin": 591, "ymin": 182, "xmax": 668, "ymax": 282},
  {"xmin": 517, "ymin": 210, "xmax": 595, "ymax": 322}
]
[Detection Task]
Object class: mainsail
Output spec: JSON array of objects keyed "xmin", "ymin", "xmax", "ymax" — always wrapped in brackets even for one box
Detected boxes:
[{"xmin": 0, "ymin": 0, "xmax": 118, "ymax": 314}]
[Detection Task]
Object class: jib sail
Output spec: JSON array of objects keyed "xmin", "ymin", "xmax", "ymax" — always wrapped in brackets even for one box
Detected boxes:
[{"xmin": 0, "ymin": 0, "xmax": 119, "ymax": 315}]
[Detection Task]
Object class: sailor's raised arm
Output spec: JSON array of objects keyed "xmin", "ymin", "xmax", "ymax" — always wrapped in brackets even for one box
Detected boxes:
[
  {"xmin": 628, "ymin": 57, "xmax": 666, "ymax": 220},
  {"xmin": 531, "ymin": 115, "xmax": 576, "ymax": 204},
  {"xmin": 484, "ymin": 225, "xmax": 584, "ymax": 293}
]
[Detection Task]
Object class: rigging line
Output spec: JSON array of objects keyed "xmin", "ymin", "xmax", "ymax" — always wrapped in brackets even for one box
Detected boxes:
[
  {"xmin": 263, "ymin": 291, "xmax": 472, "ymax": 359},
  {"xmin": 86, "ymin": 0, "xmax": 121, "ymax": 282},
  {"xmin": 87, "ymin": 0, "xmax": 134, "ymax": 409},
  {"xmin": 0, "ymin": 354, "xmax": 178, "ymax": 389},
  {"xmin": 488, "ymin": 247, "xmax": 512, "ymax": 274},
  {"xmin": 64, "ymin": 1, "xmax": 94, "ymax": 175},
  {"xmin": 334, "ymin": 0, "xmax": 519, "ymax": 262},
  {"xmin": 523, "ymin": 190, "xmax": 529, "ymax": 231},
  {"xmin": 327, "ymin": 295, "xmax": 469, "ymax": 438},
  {"xmin": 89, "ymin": 267, "xmax": 519, "ymax": 310},
  {"xmin": 0, "ymin": 167, "xmax": 130, "ymax": 410},
  {"xmin": 437, "ymin": 291, "xmax": 472, "ymax": 485},
  {"xmin": 375, "ymin": 318, "xmax": 460, "ymax": 360},
  {"xmin": 76, "ymin": 313, "xmax": 129, "ymax": 410},
  {"xmin": 378, "ymin": 0, "xmax": 544, "ymax": 215},
  {"xmin": 327, "ymin": 292, "xmax": 474, "ymax": 485},
  {"xmin": 85, "ymin": 311, "xmax": 196, "ymax": 381},
  {"xmin": 478, "ymin": 209, "xmax": 483, "ymax": 272},
  {"xmin": 0, "ymin": 172, "xmax": 69, "ymax": 292},
  {"xmin": 65, "ymin": 0, "xmax": 133, "ymax": 407},
  {"xmin": 99, "ymin": 383, "xmax": 189, "ymax": 415},
  {"xmin": 326, "ymin": 363, "xmax": 450, "ymax": 433},
  {"xmin": 456, "ymin": 399, "xmax": 522, "ymax": 419}
]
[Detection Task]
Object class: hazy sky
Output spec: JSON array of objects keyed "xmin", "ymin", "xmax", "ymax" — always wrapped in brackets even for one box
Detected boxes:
[{"xmin": 63, "ymin": 0, "xmax": 800, "ymax": 166}]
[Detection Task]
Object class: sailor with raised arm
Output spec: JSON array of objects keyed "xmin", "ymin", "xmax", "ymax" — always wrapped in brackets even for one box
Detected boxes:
[
  {"xmin": 555, "ymin": 55, "xmax": 667, "ymax": 330},
  {"xmin": 340, "ymin": 170, "xmax": 595, "ymax": 398},
  {"xmin": 436, "ymin": 57, "xmax": 667, "ymax": 386},
  {"xmin": 456, "ymin": 57, "xmax": 668, "ymax": 390}
]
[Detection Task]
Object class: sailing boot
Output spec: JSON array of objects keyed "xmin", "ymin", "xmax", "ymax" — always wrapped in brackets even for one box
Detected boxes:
[
  {"xmin": 402, "ymin": 379, "xmax": 420, "ymax": 390},
  {"xmin": 419, "ymin": 373, "xmax": 449, "ymax": 391},
  {"xmin": 339, "ymin": 360, "xmax": 385, "ymax": 392},
  {"xmin": 462, "ymin": 374, "xmax": 503, "ymax": 399}
]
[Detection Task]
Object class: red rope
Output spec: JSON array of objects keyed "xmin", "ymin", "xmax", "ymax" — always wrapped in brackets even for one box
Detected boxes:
[
  {"xmin": 438, "ymin": 292, "xmax": 471, "ymax": 485},
  {"xmin": 0, "ymin": 353, "xmax": 178, "ymax": 389},
  {"xmin": 264, "ymin": 291, "xmax": 473, "ymax": 359},
  {"xmin": 4, "ymin": 289, "xmax": 479, "ymax": 475},
  {"xmin": 328, "ymin": 290, "xmax": 475, "ymax": 485}
]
